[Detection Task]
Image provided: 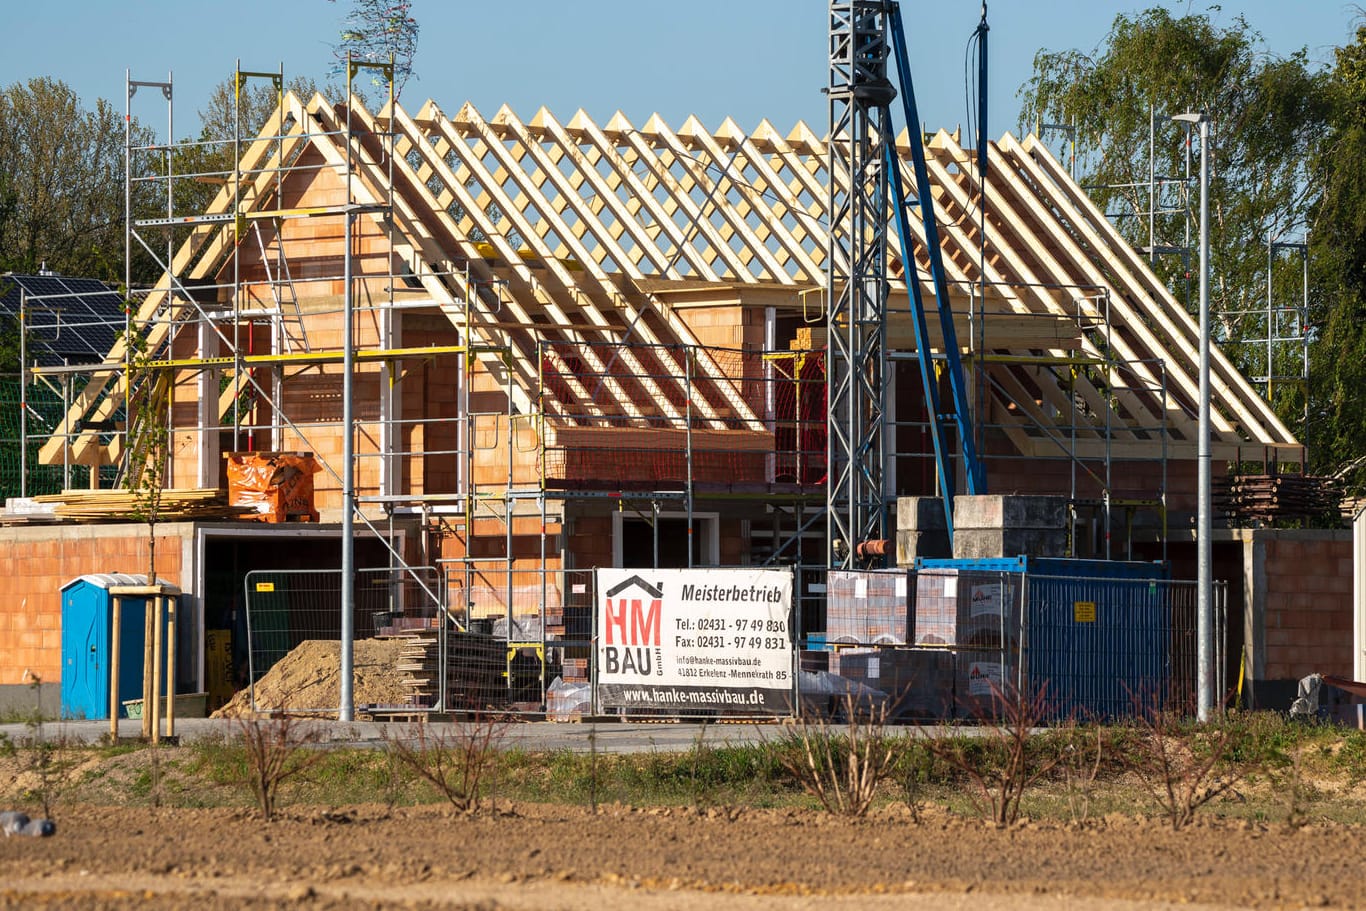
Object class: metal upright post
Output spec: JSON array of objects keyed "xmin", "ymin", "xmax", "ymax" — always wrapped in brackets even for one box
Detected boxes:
[
  {"xmin": 339, "ymin": 55, "xmax": 357, "ymax": 722},
  {"xmin": 18, "ymin": 290, "xmax": 26, "ymax": 499},
  {"xmin": 1174, "ymin": 111, "xmax": 1212, "ymax": 722},
  {"xmin": 341, "ymin": 206, "xmax": 356, "ymax": 723}
]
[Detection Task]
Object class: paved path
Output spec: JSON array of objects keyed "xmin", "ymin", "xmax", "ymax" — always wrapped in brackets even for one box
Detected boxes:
[{"xmin": 0, "ymin": 715, "xmax": 800, "ymax": 753}]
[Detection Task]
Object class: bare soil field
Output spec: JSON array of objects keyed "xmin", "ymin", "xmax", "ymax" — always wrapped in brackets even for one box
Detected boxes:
[{"xmin": 1, "ymin": 799, "xmax": 1363, "ymax": 910}]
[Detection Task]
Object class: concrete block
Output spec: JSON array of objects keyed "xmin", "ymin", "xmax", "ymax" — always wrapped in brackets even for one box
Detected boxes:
[
  {"xmin": 895, "ymin": 497, "xmax": 949, "ymax": 531},
  {"xmin": 952, "ymin": 528, "xmax": 1068, "ymax": 560},
  {"xmin": 895, "ymin": 529, "xmax": 950, "ymax": 567},
  {"xmin": 953, "ymin": 495, "xmax": 1068, "ymax": 530}
]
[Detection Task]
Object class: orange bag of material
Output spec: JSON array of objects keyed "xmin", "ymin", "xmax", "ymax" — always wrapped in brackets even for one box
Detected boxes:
[{"xmin": 226, "ymin": 452, "xmax": 320, "ymax": 523}]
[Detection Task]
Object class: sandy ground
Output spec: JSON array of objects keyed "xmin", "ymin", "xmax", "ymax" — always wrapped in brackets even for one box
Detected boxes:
[{"xmin": 0, "ymin": 801, "xmax": 1361, "ymax": 910}]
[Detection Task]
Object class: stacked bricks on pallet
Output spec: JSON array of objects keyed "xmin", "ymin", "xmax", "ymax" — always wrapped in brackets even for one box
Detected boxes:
[
  {"xmin": 825, "ymin": 570, "xmax": 911, "ymax": 645},
  {"xmin": 910, "ymin": 564, "xmax": 1023, "ymax": 719},
  {"xmin": 225, "ymin": 452, "xmax": 320, "ymax": 523},
  {"xmin": 546, "ymin": 570, "xmax": 594, "ymax": 720},
  {"xmin": 821, "ymin": 571, "xmax": 957, "ymax": 719},
  {"xmin": 444, "ymin": 632, "xmax": 508, "ymax": 712},
  {"xmin": 827, "ymin": 647, "xmax": 954, "ymax": 719}
]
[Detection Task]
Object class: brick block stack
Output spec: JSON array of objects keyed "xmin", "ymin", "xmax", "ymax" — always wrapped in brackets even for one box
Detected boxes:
[
  {"xmin": 826, "ymin": 647, "xmax": 954, "ymax": 720},
  {"xmin": 825, "ymin": 570, "xmax": 910, "ymax": 644},
  {"xmin": 913, "ymin": 569, "xmax": 1020, "ymax": 649},
  {"xmin": 911, "ymin": 567, "xmax": 1023, "ymax": 720}
]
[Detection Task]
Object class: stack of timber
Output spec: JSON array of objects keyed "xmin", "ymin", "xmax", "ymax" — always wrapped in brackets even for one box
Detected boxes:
[
  {"xmin": 395, "ymin": 633, "xmax": 438, "ymax": 708},
  {"xmin": 1215, "ymin": 474, "xmax": 1343, "ymax": 526},
  {"xmin": 14, "ymin": 488, "xmax": 255, "ymax": 523}
]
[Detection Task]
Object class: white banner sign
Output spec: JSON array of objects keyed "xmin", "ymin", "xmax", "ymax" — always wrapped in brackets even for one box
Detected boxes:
[{"xmin": 595, "ymin": 567, "xmax": 795, "ymax": 713}]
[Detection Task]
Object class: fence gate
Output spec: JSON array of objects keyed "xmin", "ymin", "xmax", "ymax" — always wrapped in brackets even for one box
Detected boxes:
[{"xmin": 242, "ymin": 566, "xmax": 444, "ymax": 714}]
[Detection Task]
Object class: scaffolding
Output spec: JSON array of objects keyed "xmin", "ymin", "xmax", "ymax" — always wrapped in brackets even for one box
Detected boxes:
[
  {"xmin": 8, "ymin": 72, "xmax": 1307, "ymax": 715},
  {"xmin": 1046, "ymin": 104, "xmax": 1314, "ymax": 474}
]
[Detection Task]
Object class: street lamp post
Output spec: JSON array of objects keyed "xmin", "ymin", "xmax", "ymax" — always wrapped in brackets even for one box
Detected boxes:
[{"xmin": 1173, "ymin": 111, "xmax": 1212, "ymax": 722}]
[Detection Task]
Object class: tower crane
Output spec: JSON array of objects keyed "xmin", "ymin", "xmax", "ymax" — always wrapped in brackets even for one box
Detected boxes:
[{"xmin": 825, "ymin": 1, "xmax": 988, "ymax": 568}]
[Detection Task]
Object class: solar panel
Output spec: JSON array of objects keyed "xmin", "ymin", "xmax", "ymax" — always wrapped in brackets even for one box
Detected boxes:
[{"xmin": 0, "ymin": 273, "xmax": 126, "ymax": 367}]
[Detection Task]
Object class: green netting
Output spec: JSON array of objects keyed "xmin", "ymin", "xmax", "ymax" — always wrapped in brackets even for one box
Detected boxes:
[{"xmin": 0, "ymin": 375, "xmax": 101, "ymax": 501}]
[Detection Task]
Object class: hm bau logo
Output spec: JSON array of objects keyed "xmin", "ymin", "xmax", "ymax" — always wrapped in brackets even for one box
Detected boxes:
[{"xmin": 603, "ymin": 575, "xmax": 664, "ymax": 677}]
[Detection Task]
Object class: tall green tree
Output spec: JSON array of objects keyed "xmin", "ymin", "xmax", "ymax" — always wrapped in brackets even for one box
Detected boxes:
[
  {"xmin": 1019, "ymin": 9, "xmax": 1331, "ymax": 442},
  {"xmin": 1307, "ymin": 25, "xmax": 1366, "ymax": 489},
  {"xmin": 0, "ymin": 78, "xmax": 158, "ymax": 282}
]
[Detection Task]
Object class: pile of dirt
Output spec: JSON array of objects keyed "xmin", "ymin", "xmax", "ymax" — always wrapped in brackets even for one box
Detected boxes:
[{"xmin": 213, "ymin": 638, "xmax": 413, "ymax": 717}]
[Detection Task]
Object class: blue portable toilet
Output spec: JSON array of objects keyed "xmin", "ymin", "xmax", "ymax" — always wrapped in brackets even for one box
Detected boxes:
[{"xmin": 60, "ymin": 574, "xmax": 173, "ymax": 720}]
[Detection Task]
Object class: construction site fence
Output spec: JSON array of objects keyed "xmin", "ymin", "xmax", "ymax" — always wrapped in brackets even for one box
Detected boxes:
[
  {"xmin": 242, "ymin": 565, "xmax": 445, "ymax": 715},
  {"xmin": 239, "ymin": 563, "xmax": 1226, "ymax": 724},
  {"xmin": 821, "ymin": 568, "xmax": 1227, "ymax": 722},
  {"xmin": 0, "ymin": 376, "xmax": 79, "ymax": 500}
]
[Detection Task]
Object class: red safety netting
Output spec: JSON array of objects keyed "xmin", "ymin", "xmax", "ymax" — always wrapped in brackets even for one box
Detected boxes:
[{"xmin": 538, "ymin": 342, "xmax": 826, "ymax": 491}]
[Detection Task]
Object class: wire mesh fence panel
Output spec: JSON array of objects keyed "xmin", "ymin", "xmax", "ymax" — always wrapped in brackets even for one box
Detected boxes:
[
  {"xmin": 436, "ymin": 565, "xmax": 581, "ymax": 717},
  {"xmin": 0, "ymin": 376, "xmax": 73, "ymax": 500},
  {"xmin": 242, "ymin": 566, "xmax": 444, "ymax": 714},
  {"xmin": 795, "ymin": 567, "xmax": 1228, "ymax": 723},
  {"xmin": 545, "ymin": 568, "xmax": 594, "ymax": 721},
  {"xmin": 1022, "ymin": 575, "xmax": 1227, "ymax": 720}
]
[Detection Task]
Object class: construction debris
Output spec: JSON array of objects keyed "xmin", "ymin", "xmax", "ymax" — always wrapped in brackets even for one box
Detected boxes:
[{"xmin": 0, "ymin": 811, "xmax": 55, "ymax": 837}]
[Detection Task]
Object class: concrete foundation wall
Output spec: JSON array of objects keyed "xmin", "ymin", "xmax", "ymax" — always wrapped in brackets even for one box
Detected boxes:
[{"xmin": 0, "ymin": 682, "xmax": 61, "ymax": 718}]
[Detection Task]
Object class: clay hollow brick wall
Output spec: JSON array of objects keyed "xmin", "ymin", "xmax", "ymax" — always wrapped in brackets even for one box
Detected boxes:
[
  {"xmin": 0, "ymin": 525, "xmax": 189, "ymax": 686},
  {"xmin": 1261, "ymin": 535, "xmax": 1354, "ymax": 681}
]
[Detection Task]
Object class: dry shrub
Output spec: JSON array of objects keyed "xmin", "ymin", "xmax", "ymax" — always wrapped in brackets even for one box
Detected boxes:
[
  {"xmin": 923, "ymin": 680, "xmax": 1060, "ymax": 828},
  {"xmin": 1054, "ymin": 718, "xmax": 1105, "ymax": 825},
  {"xmin": 235, "ymin": 713, "xmax": 327, "ymax": 822},
  {"xmin": 772, "ymin": 693, "xmax": 897, "ymax": 817},
  {"xmin": 1123, "ymin": 702, "xmax": 1247, "ymax": 830},
  {"xmin": 384, "ymin": 715, "xmax": 506, "ymax": 815}
]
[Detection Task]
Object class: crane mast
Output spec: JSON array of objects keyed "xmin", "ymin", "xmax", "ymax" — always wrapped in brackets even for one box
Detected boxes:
[
  {"xmin": 825, "ymin": 1, "xmax": 895, "ymax": 568},
  {"xmin": 826, "ymin": 0, "xmax": 986, "ymax": 569}
]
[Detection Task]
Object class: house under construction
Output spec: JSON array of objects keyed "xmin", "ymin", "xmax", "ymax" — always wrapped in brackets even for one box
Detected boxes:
[{"xmin": 1, "ymin": 74, "xmax": 1351, "ymax": 716}]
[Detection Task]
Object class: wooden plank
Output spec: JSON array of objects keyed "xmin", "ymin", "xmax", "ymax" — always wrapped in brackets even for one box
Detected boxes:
[{"xmin": 1019, "ymin": 134, "xmax": 1297, "ymax": 447}]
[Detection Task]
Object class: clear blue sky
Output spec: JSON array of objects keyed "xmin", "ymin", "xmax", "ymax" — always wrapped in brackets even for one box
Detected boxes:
[{"xmin": 3, "ymin": 1, "xmax": 1360, "ymax": 142}]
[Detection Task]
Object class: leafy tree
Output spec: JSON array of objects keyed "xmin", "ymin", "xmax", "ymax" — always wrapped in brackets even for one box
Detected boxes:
[
  {"xmin": 0, "ymin": 78, "xmax": 159, "ymax": 282},
  {"xmin": 124, "ymin": 323, "xmax": 171, "ymax": 582},
  {"xmin": 328, "ymin": 0, "xmax": 420, "ymax": 101},
  {"xmin": 197, "ymin": 74, "xmax": 323, "ymax": 144},
  {"xmin": 1019, "ymin": 9, "xmax": 1331, "ymax": 442},
  {"xmin": 1307, "ymin": 25, "xmax": 1366, "ymax": 489}
]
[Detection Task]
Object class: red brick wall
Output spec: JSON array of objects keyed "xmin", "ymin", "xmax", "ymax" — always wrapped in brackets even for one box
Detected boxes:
[
  {"xmin": 0, "ymin": 524, "xmax": 189, "ymax": 685},
  {"xmin": 1261, "ymin": 534, "xmax": 1353, "ymax": 680}
]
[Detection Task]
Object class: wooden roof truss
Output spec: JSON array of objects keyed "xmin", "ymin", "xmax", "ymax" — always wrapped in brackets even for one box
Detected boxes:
[{"xmin": 39, "ymin": 93, "xmax": 1298, "ymax": 468}]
